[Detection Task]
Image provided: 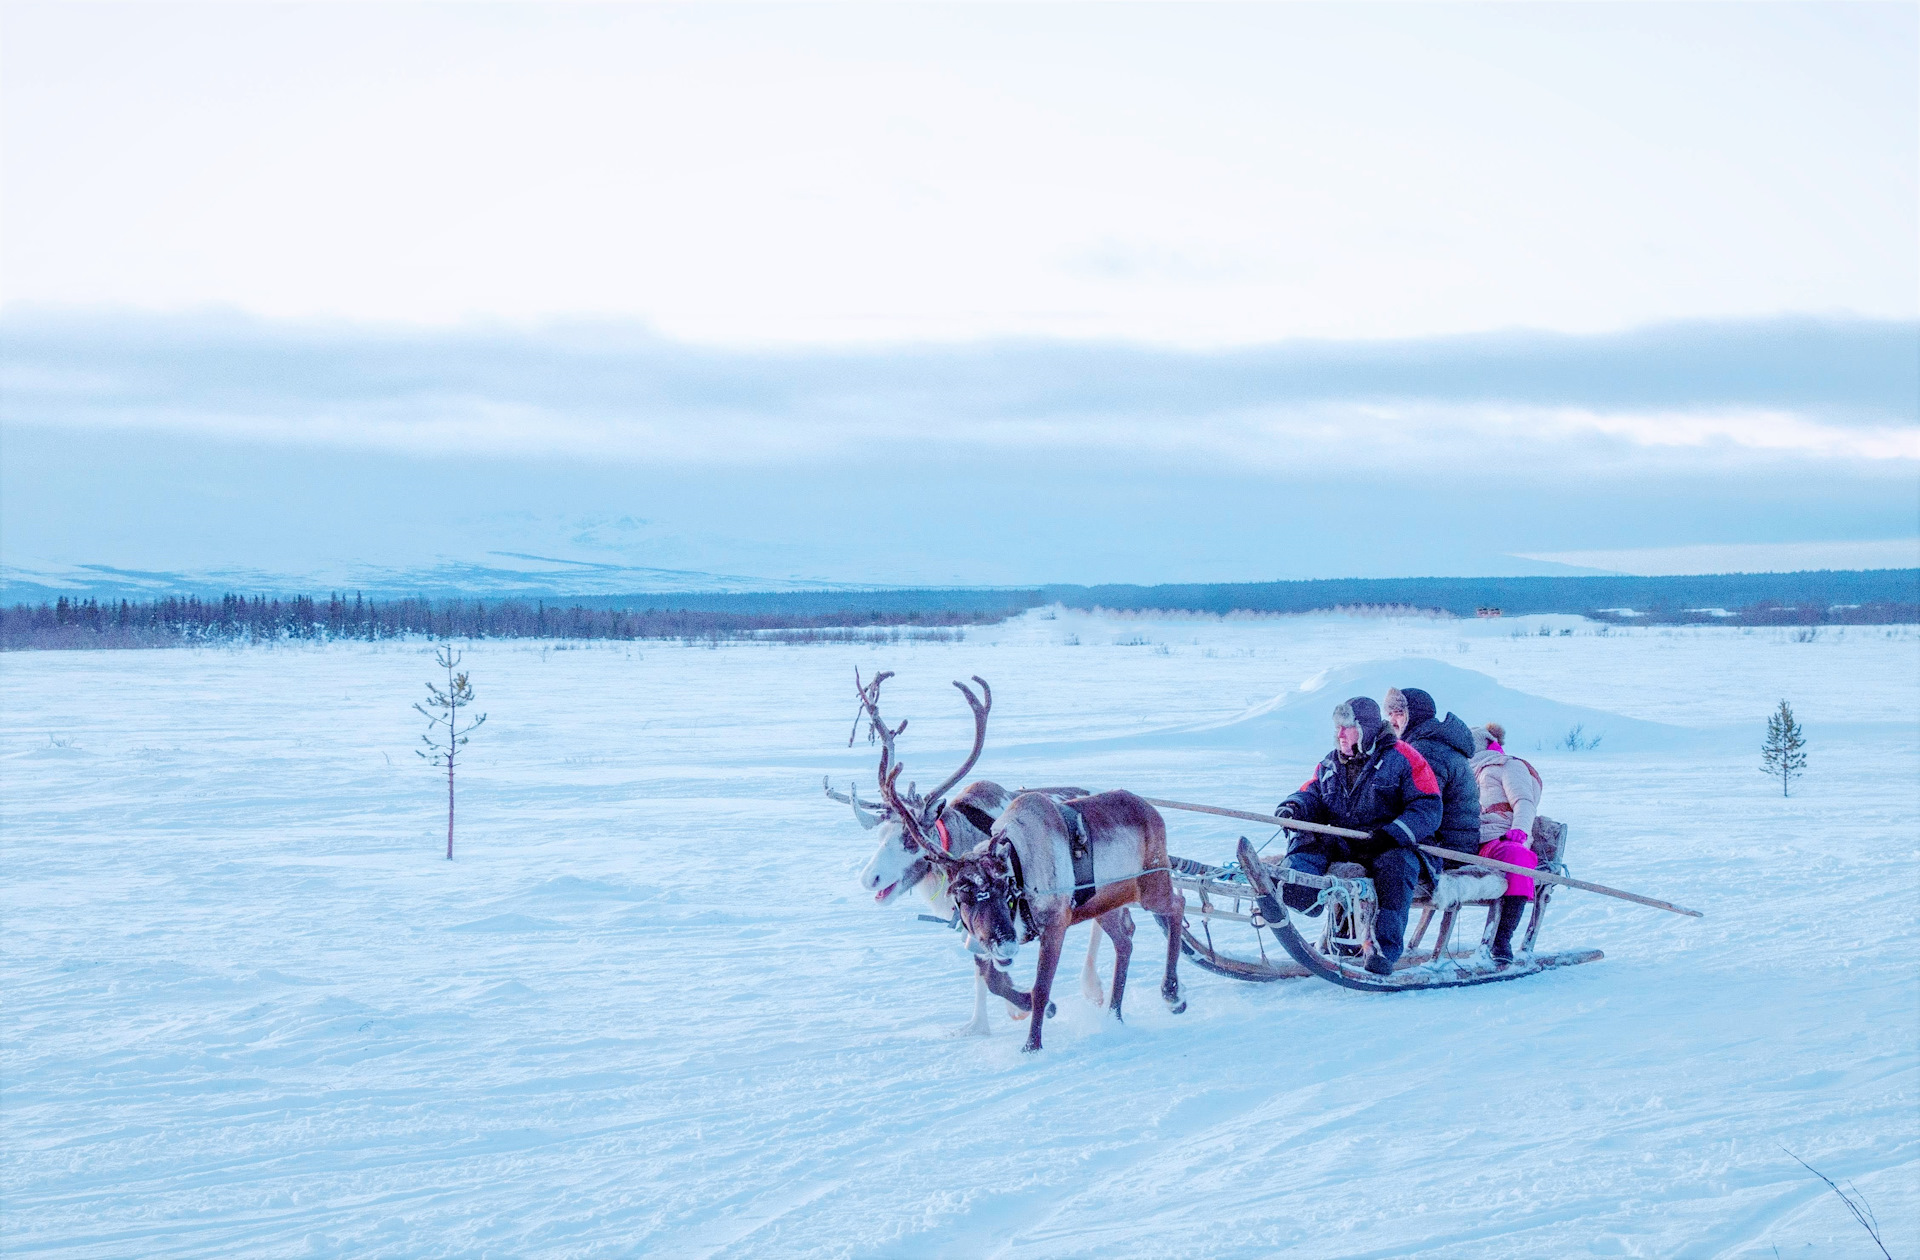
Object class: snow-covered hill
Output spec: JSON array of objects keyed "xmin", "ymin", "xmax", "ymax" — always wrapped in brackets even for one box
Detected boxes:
[{"xmin": 0, "ymin": 553, "xmax": 883, "ymax": 601}]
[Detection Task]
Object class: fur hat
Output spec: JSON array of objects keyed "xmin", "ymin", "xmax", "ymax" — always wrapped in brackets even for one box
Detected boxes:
[
  {"xmin": 1398, "ymin": 687, "xmax": 1437, "ymax": 730},
  {"xmin": 1332, "ymin": 696, "xmax": 1388, "ymax": 753},
  {"xmin": 1471, "ymin": 721, "xmax": 1507, "ymax": 754}
]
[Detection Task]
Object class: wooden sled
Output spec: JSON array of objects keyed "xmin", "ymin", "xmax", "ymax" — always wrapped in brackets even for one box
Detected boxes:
[{"xmin": 1172, "ymin": 816, "xmax": 1603, "ymax": 991}]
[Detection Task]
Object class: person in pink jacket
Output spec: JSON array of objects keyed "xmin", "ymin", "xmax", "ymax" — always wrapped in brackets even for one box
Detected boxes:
[{"xmin": 1470, "ymin": 721, "xmax": 1542, "ymax": 964}]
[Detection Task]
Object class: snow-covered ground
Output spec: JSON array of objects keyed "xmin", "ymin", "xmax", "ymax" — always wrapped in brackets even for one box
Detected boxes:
[{"xmin": 4, "ymin": 611, "xmax": 1916, "ymax": 1257}]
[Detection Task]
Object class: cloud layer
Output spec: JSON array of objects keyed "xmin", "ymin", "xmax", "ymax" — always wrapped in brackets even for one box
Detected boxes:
[
  {"xmin": 5, "ymin": 312, "xmax": 1914, "ymax": 468},
  {"xmin": 4, "ymin": 312, "xmax": 1913, "ymax": 585}
]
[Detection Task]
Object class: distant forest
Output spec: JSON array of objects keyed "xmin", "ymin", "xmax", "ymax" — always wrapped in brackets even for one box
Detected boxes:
[
  {"xmin": 1037, "ymin": 569, "xmax": 1920, "ymax": 621},
  {"xmin": 3, "ymin": 570, "xmax": 1914, "ymax": 649},
  {"xmin": 0, "ymin": 593, "xmax": 1018, "ymax": 650}
]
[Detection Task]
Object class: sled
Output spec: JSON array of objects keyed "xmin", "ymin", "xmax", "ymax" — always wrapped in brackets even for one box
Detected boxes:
[{"xmin": 1169, "ymin": 813, "xmax": 1605, "ymax": 992}]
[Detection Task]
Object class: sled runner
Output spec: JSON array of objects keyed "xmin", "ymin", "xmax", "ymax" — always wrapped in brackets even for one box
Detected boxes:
[{"xmin": 1166, "ymin": 809, "xmax": 1606, "ymax": 991}]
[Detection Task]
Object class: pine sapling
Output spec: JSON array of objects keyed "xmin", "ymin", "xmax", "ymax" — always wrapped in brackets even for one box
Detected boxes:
[
  {"xmin": 1760, "ymin": 698, "xmax": 1806, "ymax": 797},
  {"xmin": 417, "ymin": 644, "xmax": 486, "ymax": 858}
]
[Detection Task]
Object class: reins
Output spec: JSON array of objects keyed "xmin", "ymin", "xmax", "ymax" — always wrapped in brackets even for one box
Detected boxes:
[{"xmin": 1018, "ymin": 864, "xmax": 1175, "ymax": 898}]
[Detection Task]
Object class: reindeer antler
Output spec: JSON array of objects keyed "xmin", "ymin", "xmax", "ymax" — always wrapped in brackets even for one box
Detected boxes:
[
  {"xmin": 923, "ymin": 676, "xmax": 992, "ymax": 807},
  {"xmin": 822, "ymin": 776, "xmax": 884, "ymax": 830},
  {"xmin": 850, "ymin": 668, "xmax": 961, "ymax": 870},
  {"xmin": 821, "ymin": 776, "xmax": 884, "ymax": 809},
  {"xmin": 850, "ymin": 669, "xmax": 905, "ymax": 754}
]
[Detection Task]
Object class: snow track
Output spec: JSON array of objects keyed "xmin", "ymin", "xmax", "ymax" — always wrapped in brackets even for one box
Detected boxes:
[{"xmin": 3, "ymin": 613, "xmax": 1915, "ymax": 1256}]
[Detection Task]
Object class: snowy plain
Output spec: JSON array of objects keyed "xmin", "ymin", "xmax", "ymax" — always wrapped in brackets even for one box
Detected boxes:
[{"xmin": 3, "ymin": 609, "xmax": 1916, "ymax": 1258}]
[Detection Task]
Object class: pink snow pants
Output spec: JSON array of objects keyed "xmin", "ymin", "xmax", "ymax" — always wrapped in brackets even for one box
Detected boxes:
[{"xmin": 1478, "ymin": 838, "xmax": 1538, "ymax": 898}]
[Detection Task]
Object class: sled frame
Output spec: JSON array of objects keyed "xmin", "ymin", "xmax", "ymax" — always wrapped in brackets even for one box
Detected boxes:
[{"xmin": 1173, "ymin": 817, "xmax": 1601, "ymax": 990}]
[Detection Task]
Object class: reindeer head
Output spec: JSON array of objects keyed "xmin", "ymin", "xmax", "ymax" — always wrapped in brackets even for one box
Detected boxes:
[
  {"xmin": 832, "ymin": 776, "xmax": 932, "ymax": 905},
  {"xmin": 842, "ymin": 669, "xmax": 992, "ymax": 909},
  {"xmin": 947, "ymin": 840, "xmax": 1021, "ymax": 965}
]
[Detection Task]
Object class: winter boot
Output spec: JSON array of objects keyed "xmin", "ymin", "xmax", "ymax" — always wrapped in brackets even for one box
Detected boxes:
[
  {"xmin": 1364, "ymin": 952, "xmax": 1395, "ymax": 977},
  {"xmin": 1490, "ymin": 895, "xmax": 1528, "ymax": 966}
]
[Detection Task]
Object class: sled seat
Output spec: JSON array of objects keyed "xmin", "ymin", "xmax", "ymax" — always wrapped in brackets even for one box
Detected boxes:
[{"xmin": 1406, "ymin": 816, "xmax": 1569, "ymax": 960}]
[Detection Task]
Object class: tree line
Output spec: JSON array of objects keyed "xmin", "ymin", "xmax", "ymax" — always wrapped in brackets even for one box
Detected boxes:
[{"xmin": 0, "ymin": 593, "xmax": 1000, "ymax": 650}]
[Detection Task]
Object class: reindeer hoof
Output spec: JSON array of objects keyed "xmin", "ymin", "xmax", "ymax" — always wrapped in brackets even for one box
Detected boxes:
[
  {"xmin": 1045, "ymin": 1001, "xmax": 1057, "ymax": 1019},
  {"xmin": 1166, "ymin": 997, "xmax": 1188, "ymax": 1015},
  {"xmin": 946, "ymin": 1021, "xmax": 992, "ymax": 1039},
  {"xmin": 1021, "ymin": 1041, "xmax": 1044, "ymax": 1054},
  {"xmin": 1009, "ymin": 1007, "xmax": 1030, "ymax": 1022}
]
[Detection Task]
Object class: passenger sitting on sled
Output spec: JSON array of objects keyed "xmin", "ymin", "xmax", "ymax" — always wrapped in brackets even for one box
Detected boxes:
[
  {"xmin": 1383, "ymin": 686, "xmax": 1481, "ymax": 868},
  {"xmin": 1471, "ymin": 721, "xmax": 1543, "ymax": 965},
  {"xmin": 1272, "ymin": 696, "xmax": 1442, "ymax": 976}
]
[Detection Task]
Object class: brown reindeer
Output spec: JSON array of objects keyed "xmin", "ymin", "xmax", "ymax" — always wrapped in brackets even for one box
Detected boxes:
[
  {"xmin": 984, "ymin": 789, "xmax": 1188, "ymax": 1052},
  {"xmin": 853, "ymin": 670, "xmax": 1187, "ymax": 1053}
]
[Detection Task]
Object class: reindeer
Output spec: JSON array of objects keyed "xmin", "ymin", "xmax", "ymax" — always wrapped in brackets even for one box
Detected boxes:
[
  {"xmin": 852, "ymin": 670, "xmax": 1187, "ymax": 1053},
  {"xmin": 983, "ymin": 789, "xmax": 1188, "ymax": 1051},
  {"xmin": 828, "ymin": 774, "xmax": 1121, "ymax": 1036}
]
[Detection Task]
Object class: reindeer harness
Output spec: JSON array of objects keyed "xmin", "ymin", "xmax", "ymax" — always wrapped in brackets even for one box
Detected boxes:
[{"xmin": 1061, "ymin": 802, "xmax": 1098, "ymax": 909}]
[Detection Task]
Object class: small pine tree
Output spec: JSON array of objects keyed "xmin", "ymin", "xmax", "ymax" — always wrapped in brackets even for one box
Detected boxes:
[
  {"xmin": 417, "ymin": 644, "xmax": 487, "ymax": 858},
  {"xmin": 1761, "ymin": 699, "xmax": 1807, "ymax": 797}
]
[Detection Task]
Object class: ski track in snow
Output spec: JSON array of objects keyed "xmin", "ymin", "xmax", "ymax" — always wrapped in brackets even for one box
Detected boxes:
[{"xmin": 2, "ymin": 612, "xmax": 1916, "ymax": 1257}]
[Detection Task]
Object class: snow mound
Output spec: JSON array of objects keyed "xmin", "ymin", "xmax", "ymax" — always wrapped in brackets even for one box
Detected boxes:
[
  {"xmin": 515, "ymin": 875, "xmax": 655, "ymax": 903},
  {"xmin": 1039, "ymin": 658, "xmax": 1689, "ymax": 759},
  {"xmin": 1198, "ymin": 658, "xmax": 1685, "ymax": 752},
  {"xmin": 448, "ymin": 913, "xmax": 566, "ymax": 934}
]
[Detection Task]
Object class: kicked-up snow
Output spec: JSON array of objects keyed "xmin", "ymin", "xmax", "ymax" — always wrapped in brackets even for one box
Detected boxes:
[{"xmin": 3, "ymin": 610, "xmax": 1916, "ymax": 1257}]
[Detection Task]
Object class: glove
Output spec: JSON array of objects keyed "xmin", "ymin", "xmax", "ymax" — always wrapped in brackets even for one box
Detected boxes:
[
  {"xmin": 1504, "ymin": 827, "xmax": 1529, "ymax": 845},
  {"xmin": 1372, "ymin": 829, "xmax": 1399, "ymax": 850},
  {"xmin": 1274, "ymin": 802, "xmax": 1299, "ymax": 821}
]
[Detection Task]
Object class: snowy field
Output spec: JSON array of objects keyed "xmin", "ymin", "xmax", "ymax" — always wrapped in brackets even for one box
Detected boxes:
[{"xmin": 3, "ymin": 610, "xmax": 1916, "ymax": 1258}]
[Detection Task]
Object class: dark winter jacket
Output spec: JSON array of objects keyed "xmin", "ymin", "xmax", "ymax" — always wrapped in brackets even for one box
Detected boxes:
[
  {"xmin": 1278, "ymin": 737, "xmax": 1443, "ymax": 865},
  {"xmin": 1400, "ymin": 713, "xmax": 1481, "ymax": 858}
]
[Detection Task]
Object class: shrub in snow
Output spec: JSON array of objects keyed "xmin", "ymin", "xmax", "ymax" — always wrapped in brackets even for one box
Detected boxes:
[{"xmin": 1555, "ymin": 724, "xmax": 1603, "ymax": 752}]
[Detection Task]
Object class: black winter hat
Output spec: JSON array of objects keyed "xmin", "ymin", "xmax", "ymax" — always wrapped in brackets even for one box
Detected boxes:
[
  {"xmin": 1400, "ymin": 687, "xmax": 1437, "ymax": 730},
  {"xmin": 1332, "ymin": 695, "xmax": 1388, "ymax": 752}
]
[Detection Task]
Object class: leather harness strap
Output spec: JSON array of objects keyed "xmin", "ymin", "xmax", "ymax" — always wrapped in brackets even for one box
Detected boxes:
[
  {"xmin": 952, "ymin": 801, "xmax": 997, "ymax": 837},
  {"xmin": 1060, "ymin": 801, "xmax": 1097, "ymax": 908},
  {"xmin": 1000, "ymin": 840, "xmax": 1039, "ymax": 943}
]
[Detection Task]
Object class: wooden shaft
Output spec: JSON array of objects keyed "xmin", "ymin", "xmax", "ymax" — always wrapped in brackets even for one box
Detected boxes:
[
  {"xmin": 1417, "ymin": 845, "xmax": 1703, "ymax": 918},
  {"xmin": 1140, "ymin": 797, "xmax": 1371, "ymax": 840},
  {"xmin": 1142, "ymin": 795, "xmax": 1704, "ymax": 919}
]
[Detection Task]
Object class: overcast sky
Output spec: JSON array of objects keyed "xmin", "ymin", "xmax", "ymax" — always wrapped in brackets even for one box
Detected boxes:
[{"xmin": 2, "ymin": 3, "xmax": 1915, "ymax": 585}]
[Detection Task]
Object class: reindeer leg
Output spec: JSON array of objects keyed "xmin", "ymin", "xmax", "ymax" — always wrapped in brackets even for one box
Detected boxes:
[
  {"xmin": 979, "ymin": 957, "xmax": 1051, "ymax": 1021},
  {"xmin": 1142, "ymin": 879, "xmax": 1188, "ymax": 1015},
  {"xmin": 948, "ymin": 964, "xmax": 994, "ymax": 1038},
  {"xmin": 1097, "ymin": 907, "xmax": 1135, "ymax": 1021},
  {"xmin": 1080, "ymin": 923, "xmax": 1105, "ymax": 1004},
  {"xmin": 1023, "ymin": 918, "xmax": 1068, "ymax": 1053}
]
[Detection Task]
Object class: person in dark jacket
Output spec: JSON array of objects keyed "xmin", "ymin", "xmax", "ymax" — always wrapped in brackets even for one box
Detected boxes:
[
  {"xmin": 1384, "ymin": 687, "xmax": 1481, "ymax": 870},
  {"xmin": 1272, "ymin": 696, "xmax": 1442, "ymax": 975}
]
